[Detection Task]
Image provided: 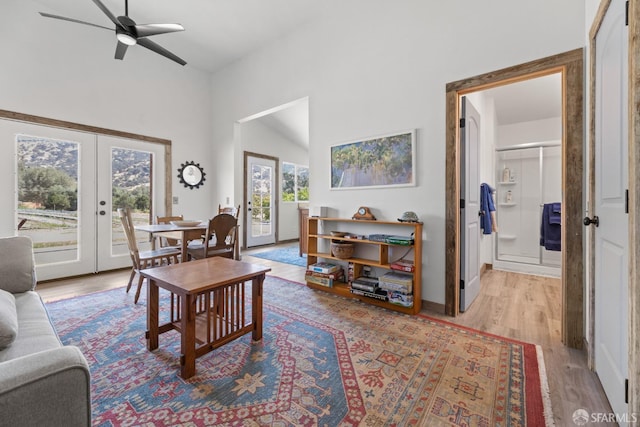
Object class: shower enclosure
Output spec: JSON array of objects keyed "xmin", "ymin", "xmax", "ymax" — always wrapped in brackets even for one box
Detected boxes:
[{"xmin": 494, "ymin": 142, "xmax": 561, "ymax": 277}]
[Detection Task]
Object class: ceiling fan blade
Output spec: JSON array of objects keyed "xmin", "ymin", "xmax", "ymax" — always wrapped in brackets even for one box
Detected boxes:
[
  {"xmin": 137, "ymin": 37, "xmax": 186, "ymax": 66},
  {"xmin": 134, "ymin": 23, "xmax": 185, "ymax": 38},
  {"xmin": 115, "ymin": 41, "xmax": 128, "ymax": 60},
  {"xmin": 39, "ymin": 12, "xmax": 113, "ymax": 31},
  {"xmin": 91, "ymin": 0, "xmax": 123, "ymax": 28}
]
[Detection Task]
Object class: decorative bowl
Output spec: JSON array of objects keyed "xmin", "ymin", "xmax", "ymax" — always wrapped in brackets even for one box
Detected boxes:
[
  {"xmin": 331, "ymin": 231, "xmax": 348, "ymax": 237},
  {"xmin": 331, "ymin": 242, "xmax": 354, "ymax": 259},
  {"xmin": 170, "ymin": 220, "xmax": 202, "ymax": 227}
]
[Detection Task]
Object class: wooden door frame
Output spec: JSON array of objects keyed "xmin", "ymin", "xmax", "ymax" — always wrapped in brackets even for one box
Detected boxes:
[
  {"xmin": 589, "ymin": 0, "xmax": 640, "ymax": 414},
  {"xmin": 445, "ymin": 49, "xmax": 584, "ymax": 349}
]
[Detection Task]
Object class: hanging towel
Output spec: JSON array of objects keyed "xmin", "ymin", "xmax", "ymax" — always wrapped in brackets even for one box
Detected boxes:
[
  {"xmin": 549, "ymin": 202, "xmax": 561, "ymax": 225},
  {"xmin": 540, "ymin": 202, "xmax": 561, "ymax": 251},
  {"xmin": 480, "ymin": 183, "xmax": 497, "ymax": 234}
]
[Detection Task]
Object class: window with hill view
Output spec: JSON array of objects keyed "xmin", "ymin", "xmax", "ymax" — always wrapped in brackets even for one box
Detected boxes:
[{"xmin": 282, "ymin": 162, "xmax": 309, "ymax": 202}]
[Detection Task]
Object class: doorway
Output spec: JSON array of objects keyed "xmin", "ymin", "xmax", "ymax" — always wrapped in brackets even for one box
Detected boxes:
[
  {"xmin": 445, "ymin": 48, "xmax": 584, "ymax": 349},
  {"xmin": 244, "ymin": 152, "xmax": 278, "ymax": 248},
  {"xmin": 236, "ymin": 97, "xmax": 310, "ymax": 248},
  {"xmin": 0, "ymin": 110, "xmax": 172, "ymax": 281},
  {"xmin": 484, "ymin": 73, "xmax": 563, "ymax": 278}
]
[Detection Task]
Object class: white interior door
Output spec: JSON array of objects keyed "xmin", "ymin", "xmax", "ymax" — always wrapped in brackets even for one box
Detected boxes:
[
  {"xmin": 594, "ymin": 0, "xmax": 629, "ymax": 417},
  {"xmin": 246, "ymin": 154, "xmax": 277, "ymax": 247},
  {"xmin": 460, "ymin": 96, "xmax": 481, "ymax": 311}
]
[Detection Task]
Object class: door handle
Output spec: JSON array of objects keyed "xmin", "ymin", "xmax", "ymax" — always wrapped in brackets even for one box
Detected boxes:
[
  {"xmin": 99, "ymin": 210, "xmax": 106, "ymax": 216},
  {"xmin": 583, "ymin": 216, "xmax": 599, "ymax": 227}
]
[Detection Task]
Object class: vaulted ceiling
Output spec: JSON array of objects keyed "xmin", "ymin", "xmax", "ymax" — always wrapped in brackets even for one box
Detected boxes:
[
  {"xmin": 31, "ymin": 0, "xmax": 562, "ymax": 145},
  {"xmin": 33, "ymin": 0, "xmax": 340, "ymax": 73}
]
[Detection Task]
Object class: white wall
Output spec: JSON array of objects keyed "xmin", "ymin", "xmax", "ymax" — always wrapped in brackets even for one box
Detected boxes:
[
  {"xmin": 497, "ymin": 117, "xmax": 563, "ymax": 147},
  {"xmin": 240, "ymin": 119, "xmax": 309, "ymax": 241},
  {"xmin": 210, "ymin": 0, "xmax": 585, "ymax": 304},
  {"xmin": 0, "ymin": 0, "xmax": 215, "ymax": 230}
]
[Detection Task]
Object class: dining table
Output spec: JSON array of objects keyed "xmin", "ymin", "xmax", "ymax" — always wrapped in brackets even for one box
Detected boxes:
[{"xmin": 134, "ymin": 222, "xmax": 207, "ymax": 261}]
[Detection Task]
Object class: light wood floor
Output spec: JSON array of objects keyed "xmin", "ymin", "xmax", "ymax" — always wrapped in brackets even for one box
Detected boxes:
[{"xmin": 37, "ymin": 246, "xmax": 612, "ymax": 426}]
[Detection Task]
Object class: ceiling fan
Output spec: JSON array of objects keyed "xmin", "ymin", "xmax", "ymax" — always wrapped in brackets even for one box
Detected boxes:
[{"xmin": 39, "ymin": 0, "xmax": 187, "ymax": 66}]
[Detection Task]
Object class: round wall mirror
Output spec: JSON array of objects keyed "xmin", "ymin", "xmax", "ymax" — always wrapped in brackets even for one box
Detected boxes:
[{"xmin": 178, "ymin": 161, "xmax": 206, "ymax": 189}]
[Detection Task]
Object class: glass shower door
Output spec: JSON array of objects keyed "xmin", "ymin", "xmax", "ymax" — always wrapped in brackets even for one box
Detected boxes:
[{"xmin": 495, "ymin": 144, "xmax": 561, "ymax": 268}]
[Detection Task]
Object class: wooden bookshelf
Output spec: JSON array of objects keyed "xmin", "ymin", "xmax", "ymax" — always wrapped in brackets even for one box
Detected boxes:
[{"xmin": 306, "ymin": 217, "xmax": 422, "ymax": 315}]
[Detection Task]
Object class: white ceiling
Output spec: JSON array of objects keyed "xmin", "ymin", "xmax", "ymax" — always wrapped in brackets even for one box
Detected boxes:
[
  {"xmin": 257, "ymin": 99, "xmax": 309, "ymax": 148},
  {"xmin": 33, "ymin": 0, "xmax": 340, "ymax": 74},
  {"xmin": 483, "ymin": 73, "xmax": 562, "ymax": 126},
  {"xmin": 32, "ymin": 0, "xmax": 561, "ymax": 142}
]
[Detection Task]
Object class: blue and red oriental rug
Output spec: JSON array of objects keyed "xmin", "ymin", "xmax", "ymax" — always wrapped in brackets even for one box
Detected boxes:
[{"xmin": 46, "ymin": 276, "xmax": 553, "ymax": 426}]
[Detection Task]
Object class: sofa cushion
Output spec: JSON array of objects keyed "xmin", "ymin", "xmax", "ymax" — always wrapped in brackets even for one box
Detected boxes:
[
  {"xmin": 0, "ymin": 292, "xmax": 61, "ymax": 362},
  {"xmin": 0, "ymin": 289, "xmax": 18, "ymax": 349},
  {"xmin": 0, "ymin": 236, "xmax": 37, "ymax": 294}
]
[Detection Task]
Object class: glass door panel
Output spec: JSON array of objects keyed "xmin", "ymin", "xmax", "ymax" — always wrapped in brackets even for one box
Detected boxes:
[
  {"xmin": 97, "ymin": 135, "xmax": 166, "ymax": 271},
  {"xmin": 2, "ymin": 120, "xmax": 97, "ymax": 281},
  {"xmin": 246, "ymin": 155, "xmax": 276, "ymax": 247},
  {"xmin": 17, "ymin": 135, "xmax": 80, "ymax": 265}
]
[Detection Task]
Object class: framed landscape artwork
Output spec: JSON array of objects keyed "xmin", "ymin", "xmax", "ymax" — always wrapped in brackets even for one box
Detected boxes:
[{"xmin": 330, "ymin": 130, "xmax": 416, "ymax": 190}]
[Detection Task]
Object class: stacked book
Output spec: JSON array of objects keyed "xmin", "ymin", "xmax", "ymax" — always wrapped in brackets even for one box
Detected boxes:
[
  {"xmin": 306, "ymin": 262, "xmax": 344, "ymax": 288},
  {"xmin": 389, "ymin": 259, "xmax": 415, "ymax": 273},
  {"xmin": 350, "ymin": 276, "xmax": 388, "ymax": 301},
  {"xmin": 384, "ymin": 235, "xmax": 414, "ymax": 245},
  {"xmin": 367, "ymin": 234, "xmax": 414, "ymax": 245},
  {"xmin": 378, "ymin": 271, "xmax": 413, "ymax": 307}
]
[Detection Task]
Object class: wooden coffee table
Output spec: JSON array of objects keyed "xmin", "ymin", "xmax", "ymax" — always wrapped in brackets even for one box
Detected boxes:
[{"xmin": 141, "ymin": 257, "xmax": 271, "ymax": 379}]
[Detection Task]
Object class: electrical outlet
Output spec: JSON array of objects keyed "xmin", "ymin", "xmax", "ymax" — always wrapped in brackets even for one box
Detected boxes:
[{"xmin": 172, "ymin": 196, "xmax": 179, "ymax": 204}]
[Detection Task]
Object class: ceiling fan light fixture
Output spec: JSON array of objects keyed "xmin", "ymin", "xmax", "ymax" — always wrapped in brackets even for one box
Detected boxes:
[{"xmin": 116, "ymin": 32, "xmax": 137, "ymax": 45}]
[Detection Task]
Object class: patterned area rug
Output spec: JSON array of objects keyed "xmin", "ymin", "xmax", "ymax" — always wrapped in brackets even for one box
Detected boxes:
[
  {"xmin": 250, "ymin": 245, "xmax": 307, "ymax": 267},
  {"xmin": 46, "ymin": 276, "xmax": 553, "ymax": 426}
]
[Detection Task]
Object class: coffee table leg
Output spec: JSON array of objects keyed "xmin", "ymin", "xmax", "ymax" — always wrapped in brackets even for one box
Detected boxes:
[
  {"xmin": 252, "ymin": 274, "xmax": 264, "ymax": 342},
  {"xmin": 147, "ymin": 279, "xmax": 159, "ymax": 351},
  {"xmin": 180, "ymin": 293, "xmax": 197, "ymax": 379}
]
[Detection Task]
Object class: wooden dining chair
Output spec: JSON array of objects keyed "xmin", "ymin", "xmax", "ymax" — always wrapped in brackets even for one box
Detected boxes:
[
  {"xmin": 118, "ymin": 208, "xmax": 181, "ymax": 304},
  {"xmin": 218, "ymin": 204, "xmax": 241, "ymax": 258},
  {"xmin": 218, "ymin": 204, "xmax": 240, "ymax": 218},
  {"xmin": 187, "ymin": 213, "xmax": 239, "ymax": 261},
  {"xmin": 155, "ymin": 214, "xmax": 184, "ymax": 249}
]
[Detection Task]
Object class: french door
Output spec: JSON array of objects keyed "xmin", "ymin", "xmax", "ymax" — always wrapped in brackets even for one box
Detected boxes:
[
  {"xmin": 4, "ymin": 120, "xmax": 166, "ymax": 280},
  {"xmin": 245, "ymin": 153, "xmax": 277, "ymax": 247}
]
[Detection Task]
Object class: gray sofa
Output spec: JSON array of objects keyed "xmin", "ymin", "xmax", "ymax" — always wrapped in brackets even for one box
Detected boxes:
[{"xmin": 0, "ymin": 236, "xmax": 91, "ymax": 427}]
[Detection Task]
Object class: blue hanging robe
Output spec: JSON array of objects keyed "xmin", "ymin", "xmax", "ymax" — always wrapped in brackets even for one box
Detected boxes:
[{"xmin": 480, "ymin": 183, "xmax": 497, "ymax": 234}]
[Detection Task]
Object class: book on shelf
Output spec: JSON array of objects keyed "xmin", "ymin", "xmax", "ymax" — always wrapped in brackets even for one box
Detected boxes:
[
  {"xmin": 308, "ymin": 262, "xmax": 341, "ymax": 274},
  {"xmin": 306, "ymin": 268, "xmax": 344, "ymax": 280},
  {"xmin": 385, "ymin": 235, "xmax": 414, "ymax": 245},
  {"xmin": 351, "ymin": 276, "xmax": 379, "ymax": 292},
  {"xmin": 379, "ymin": 271, "xmax": 413, "ymax": 294},
  {"xmin": 368, "ymin": 234, "xmax": 390, "ymax": 242},
  {"xmin": 380, "ymin": 271, "xmax": 413, "ymax": 284},
  {"xmin": 390, "ymin": 259, "xmax": 415, "ymax": 273},
  {"xmin": 387, "ymin": 290, "xmax": 414, "ymax": 307},
  {"xmin": 378, "ymin": 281, "xmax": 412, "ymax": 294},
  {"xmin": 350, "ymin": 287, "xmax": 388, "ymax": 302},
  {"xmin": 305, "ymin": 274, "xmax": 336, "ymax": 288},
  {"xmin": 347, "ymin": 262, "xmax": 355, "ymax": 283}
]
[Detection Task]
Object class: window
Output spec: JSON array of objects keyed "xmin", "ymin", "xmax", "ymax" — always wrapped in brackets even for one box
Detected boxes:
[{"xmin": 282, "ymin": 162, "xmax": 309, "ymax": 202}]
